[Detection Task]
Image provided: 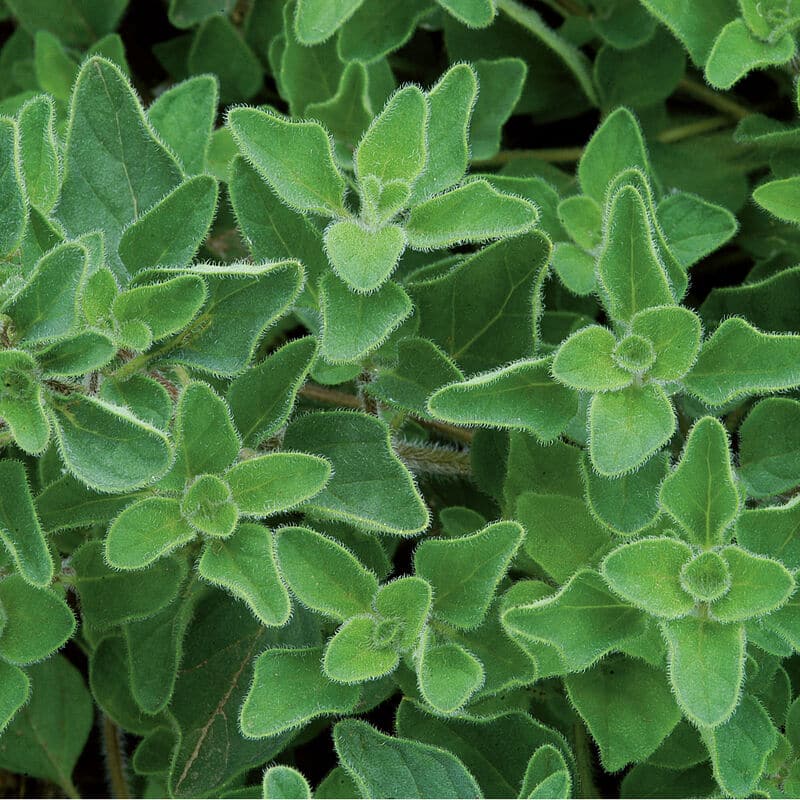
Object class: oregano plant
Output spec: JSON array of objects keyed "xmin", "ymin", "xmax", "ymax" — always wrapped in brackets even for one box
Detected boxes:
[{"xmin": 2, "ymin": 1, "xmax": 800, "ymax": 798}]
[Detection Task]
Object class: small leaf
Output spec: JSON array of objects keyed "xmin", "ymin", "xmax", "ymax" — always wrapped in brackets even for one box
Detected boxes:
[
  {"xmin": 374, "ymin": 577, "xmax": 432, "ymax": 651},
  {"xmin": 601, "ymin": 537, "xmax": 694, "ymax": 619},
  {"xmin": 684, "ymin": 318, "xmax": 800, "ymax": 405},
  {"xmin": 226, "ymin": 453, "xmax": 332, "ymax": 516},
  {"xmin": 661, "ymin": 616, "xmax": 745, "ymax": 727},
  {"xmin": 324, "ymin": 615, "xmax": 400, "ymax": 683},
  {"xmin": 275, "ymin": 525, "xmax": 378, "ymax": 621},
  {"xmin": 228, "ymin": 107, "xmax": 346, "ymax": 216},
  {"xmin": 0, "ymin": 576, "xmax": 75, "ymax": 665},
  {"xmin": 0, "ymin": 350, "xmax": 49, "ymax": 454},
  {"xmin": 519, "ymin": 745, "xmax": 571, "ymax": 799},
  {"xmin": 17, "ymin": 95, "xmax": 59, "ymax": 213},
  {"xmin": 0, "ymin": 661, "xmax": 29, "ymax": 736},
  {"xmin": 417, "ymin": 634, "xmax": 484, "ymax": 714},
  {"xmin": 737, "ymin": 495, "xmax": 800, "ymax": 569},
  {"xmin": 405, "ymin": 180, "xmax": 538, "ymax": 249},
  {"xmin": 436, "ymin": 0, "xmax": 496, "ymax": 27},
  {"xmin": 630, "ymin": 306, "xmax": 702, "ymax": 381},
  {"xmin": 356, "ymin": 85, "xmax": 429, "ymax": 186},
  {"xmin": 99, "ymin": 375, "xmax": 172, "ymax": 430},
  {"xmin": 37, "ymin": 332, "xmax": 117, "ymax": 377},
  {"xmin": 428, "ymin": 358, "xmax": 578, "ymax": 442},
  {"xmin": 552, "ymin": 326, "xmax": 633, "ymax": 391},
  {"xmin": 0, "ymin": 117, "xmax": 26, "ymax": 258},
  {"xmin": 181, "ymin": 474, "xmax": 238, "ymax": 538},
  {"xmin": 470, "ymin": 58, "xmax": 527, "ymax": 161},
  {"xmin": 588, "ymin": 384, "xmax": 676, "ymax": 476},
  {"xmin": 199, "ymin": 524, "xmax": 290, "ymax": 627},
  {"xmin": 659, "ymin": 417, "xmax": 739, "ymax": 547},
  {"xmin": 263, "ymin": 765, "xmax": 312, "ymax": 800},
  {"xmin": 414, "ymin": 521, "xmax": 524, "ymax": 629},
  {"xmin": 324, "ymin": 219, "xmax": 406, "ymax": 293},
  {"xmin": 680, "ymin": 551, "xmax": 732, "ymax": 603},
  {"xmin": 283, "ymin": 411, "xmax": 429, "ymax": 535},
  {"xmin": 333, "ymin": 719, "xmax": 482, "ymax": 799},
  {"xmin": 0, "ymin": 460, "xmax": 53, "ymax": 586},
  {"xmin": 240, "ymin": 647, "xmax": 360, "ymax": 738},
  {"xmin": 294, "ymin": 0, "xmax": 366, "ymax": 44},
  {"xmin": 49, "ymin": 393, "xmax": 173, "ymax": 493}
]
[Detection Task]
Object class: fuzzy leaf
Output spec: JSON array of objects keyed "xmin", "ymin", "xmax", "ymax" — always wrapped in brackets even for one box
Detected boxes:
[
  {"xmin": 0, "ymin": 661, "xmax": 29, "ymax": 736},
  {"xmin": 17, "ymin": 95, "xmax": 59, "ymax": 213},
  {"xmin": 294, "ymin": 0, "xmax": 366, "ymax": 44},
  {"xmin": 436, "ymin": 0, "xmax": 495, "ymax": 26},
  {"xmin": 37, "ymin": 332, "xmax": 117, "ymax": 377},
  {"xmin": 427, "ymin": 358, "xmax": 578, "ymax": 442},
  {"xmin": 737, "ymin": 496, "xmax": 800, "ymax": 569},
  {"xmin": 283, "ymin": 411, "xmax": 429, "ymax": 535},
  {"xmin": 552, "ymin": 325, "xmax": 633, "ymax": 392},
  {"xmin": 0, "ymin": 118, "xmax": 26, "ymax": 258},
  {"xmin": 374, "ymin": 577, "xmax": 432, "ymax": 651},
  {"xmin": 0, "ymin": 350, "xmax": 49, "ymax": 455},
  {"xmin": 323, "ymin": 615, "xmax": 400, "ymax": 683},
  {"xmin": 629, "ymin": 306, "xmax": 702, "ymax": 381},
  {"xmin": 470, "ymin": 58, "xmax": 527, "ymax": 160},
  {"xmin": 417, "ymin": 635, "xmax": 484, "ymax": 714},
  {"xmin": 263, "ymin": 765, "xmax": 312, "ymax": 800},
  {"xmin": 519, "ymin": 746, "xmax": 572, "ymax": 799}
]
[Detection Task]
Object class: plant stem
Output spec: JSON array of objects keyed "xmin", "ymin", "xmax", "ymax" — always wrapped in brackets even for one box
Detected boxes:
[
  {"xmin": 655, "ymin": 114, "xmax": 731, "ymax": 143},
  {"xmin": 394, "ymin": 439, "xmax": 472, "ymax": 478},
  {"xmin": 678, "ymin": 77, "xmax": 752, "ymax": 120},
  {"xmin": 574, "ymin": 721, "xmax": 600, "ymax": 799},
  {"xmin": 102, "ymin": 716, "xmax": 131, "ymax": 799}
]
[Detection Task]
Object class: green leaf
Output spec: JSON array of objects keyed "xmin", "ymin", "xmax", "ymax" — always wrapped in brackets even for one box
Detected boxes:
[
  {"xmin": 588, "ymin": 384, "xmax": 676, "ymax": 477},
  {"xmin": 0, "ymin": 656, "xmax": 92, "ymax": 794},
  {"xmin": 566, "ymin": 655, "xmax": 681, "ymax": 771},
  {"xmin": 324, "ymin": 220, "xmax": 407, "ymax": 293},
  {"xmin": 629, "ymin": 306, "xmax": 703, "ymax": 381},
  {"xmin": 17, "ymin": 95, "xmax": 59, "ymax": 213},
  {"xmin": 283, "ymin": 411, "xmax": 429, "ymax": 535},
  {"xmin": 519, "ymin": 745, "xmax": 571, "ymax": 799},
  {"xmin": 4, "ymin": 241, "xmax": 88, "ymax": 345},
  {"xmin": 0, "ymin": 660, "xmax": 29, "ymax": 736},
  {"xmin": 198, "ymin": 524, "xmax": 291, "ymax": 626},
  {"xmin": 685, "ymin": 318, "xmax": 800, "ymax": 405},
  {"xmin": 597, "ymin": 185, "xmax": 674, "ymax": 323},
  {"xmin": 578, "ymin": 107, "xmax": 649, "ymax": 202},
  {"xmin": 275, "ymin": 525, "xmax": 378, "ymax": 620},
  {"xmin": 470, "ymin": 58, "xmax": 526, "ymax": 161},
  {"xmin": 558, "ymin": 194, "xmax": 602, "ymax": 251},
  {"xmin": 0, "ymin": 460, "xmax": 52, "ymax": 586},
  {"xmin": 710, "ymin": 546, "xmax": 795, "ymax": 622},
  {"xmin": 294, "ymin": 0, "xmax": 366, "ymax": 44},
  {"xmin": 117, "ymin": 176, "xmax": 219, "ymax": 274},
  {"xmin": 428, "ymin": 358, "xmax": 578, "ymax": 442},
  {"xmin": 37, "ymin": 331, "xmax": 116, "ymax": 377},
  {"xmin": 333, "ymin": 719, "xmax": 482, "ymax": 799},
  {"xmin": 33, "ymin": 30, "xmax": 78, "ymax": 102},
  {"xmin": 157, "ymin": 261, "xmax": 304, "ymax": 376},
  {"xmin": 582, "ymin": 452, "xmax": 667, "ymax": 535},
  {"xmin": 57, "ymin": 57, "xmax": 182, "ymax": 279},
  {"xmin": 601, "ymin": 537, "xmax": 694, "ymax": 619},
  {"xmin": 227, "ymin": 336, "xmax": 317, "ymax": 448},
  {"xmin": 754, "ymin": 176, "xmax": 800, "ymax": 223},
  {"xmin": 49, "ymin": 393, "xmax": 173, "ymax": 493},
  {"xmin": 502, "ymin": 570, "xmax": 648, "ymax": 673},
  {"xmin": 552, "ymin": 243, "xmax": 597, "ymax": 296},
  {"xmin": 226, "ymin": 453, "xmax": 332, "ymax": 516},
  {"xmin": 148, "ymin": 74, "xmax": 218, "ymax": 175},
  {"xmin": 0, "ymin": 576, "xmax": 74, "ymax": 665},
  {"xmin": 415, "ymin": 521, "xmax": 523, "ymax": 629},
  {"xmin": 228, "ymin": 107, "xmax": 346, "ymax": 216},
  {"xmin": 374, "ymin": 577, "xmax": 432, "ymax": 651},
  {"xmin": 263, "ymin": 765, "xmax": 312, "ymax": 800},
  {"xmin": 367, "ymin": 337, "xmax": 464, "ymax": 419},
  {"xmin": 437, "ymin": 0, "xmax": 495, "ymax": 26},
  {"xmin": 660, "ymin": 616, "xmax": 745, "ymax": 727},
  {"xmin": 106, "ymin": 497, "xmax": 193, "ymax": 569},
  {"xmin": 324, "ymin": 615, "xmax": 400, "ymax": 683},
  {"xmin": 320, "ymin": 274, "xmax": 413, "ymax": 364},
  {"xmin": 705, "ymin": 18, "xmax": 795, "ymax": 89},
  {"xmin": 417, "ymin": 634, "xmax": 484, "ymax": 714},
  {"xmin": 703, "ymin": 695, "xmax": 777, "ymax": 797},
  {"xmin": 552, "ymin": 326, "xmax": 633, "ymax": 392},
  {"xmin": 737, "ymin": 495, "xmax": 800, "ymax": 570},
  {"xmin": 5, "ymin": 0, "xmax": 128, "ymax": 46},
  {"xmin": 0, "ymin": 350, "xmax": 49, "ymax": 455},
  {"xmin": 679, "ymin": 550, "xmax": 732, "ymax": 603},
  {"xmin": 356, "ymin": 85, "xmax": 428, "ymax": 185},
  {"xmin": 240, "ymin": 646, "xmax": 360, "ymax": 738},
  {"xmin": 181, "ymin": 474, "xmax": 238, "ymax": 538},
  {"xmin": 0, "ymin": 118, "xmax": 25, "ymax": 259},
  {"xmin": 659, "ymin": 417, "xmax": 739, "ymax": 547},
  {"xmin": 72, "ymin": 540, "xmax": 185, "ymax": 629},
  {"xmin": 411, "ymin": 63, "xmax": 477, "ymax": 202},
  {"xmin": 410, "ymin": 232, "xmax": 551, "ymax": 373},
  {"xmin": 168, "ymin": 0, "xmax": 235, "ymax": 28},
  {"xmin": 516, "ymin": 492, "xmax": 613, "ymax": 584},
  {"xmin": 405, "ymin": 180, "xmax": 538, "ymax": 249}
]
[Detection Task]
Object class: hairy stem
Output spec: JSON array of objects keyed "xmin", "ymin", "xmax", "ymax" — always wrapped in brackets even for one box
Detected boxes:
[
  {"xmin": 102, "ymin": 716, "xmax": 131, "ymax": 799},
  {"xmin": 678, "ymin": 77, "xmax": 752, "ymax": 120},
  {"xmin": 393, "ymin": 439, "xmax": 472, "ymax": 478}
]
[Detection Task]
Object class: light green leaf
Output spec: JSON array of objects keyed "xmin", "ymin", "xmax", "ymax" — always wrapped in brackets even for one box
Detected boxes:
[
  {"xmin": 294, "ymin": 0, "xmax": 366, "ymax": 44},
  {"xmin": 753, "ymin": 176, "xmax": 800, "ymax": 223},
  {"xmin": 117, "ymin": 176, "xmax": 218, "ymax": 274},
  {"xmin": 5, "ymin": 0, "xmax": 128, "ymax": 46},
  {"xmin": 240, "ymin": 647, "xmax": 360, "ymax": 738},
  {"xmin": 0, "ymin": 460, "xmax": 52, "ymax": 586},
  {"xmin": 198, "ymin": 524, "xmax": 291, "ymax": 627},
  {"xmin": 405, "ymin": 179, "xmax": 538, "ymax": 249},
  {"xmin": 558, "ymin": 194, "xmax": 602, "ymax": 252},
  {"xmin": 181, "ymin": 475, "xmax": 238, "ymax": 537},
  {"xmin": 0, "ymin": 576, "xmax": 74, "ymax": 665},
  {"xmin": 552, "ymin": 325, "xmax": 633, "ymax": 392},
  {"xmin": 437, "ymin": 0, "xmax": 495, "ymax": 26},
  {"xmin": 417, "ymin": 634, "xmax": 484, "ymax": 714},
  {"xmin": 17, "ymin": 95, "xmax": 59, "ymax": 213},
  {"xmin": 0, "ymin": 660, "xmax": 29, "ymax": 736},
  {"xmin": 630, "ymin": 306, "xmax": 702, "ymax": 381},
  {"xmin": 470, "ymin": 58, "xmax": 526, "ymax": 161},
  {"xmin": 0, "ymin": 352, "xmax": 49, "ymax": 455},
  {"xmin": 323, "ymin": 615, "xmax": 400, "ymax": 683},
  {"xmin": 502, "ymin": 570, "xmax": 648, "ymax": 673},
  {"xmin": 228, "ymin": 336, "xmax": 317, "ymax": 448},
  {"xmin": 324, "ymin": 220, "xmax": 406, "ymax": 293},
  {"xmin": 588, "ymin": 384, "xmax": 676, "ymax": 476},
  {"xmin": 374, "ymin": 577, "xmax": 432, "ymax": 651},
  {"xmin": 428, "ymin": 358, "xmax": 578, "ymax": 442},
  {"xmin": 49, "ymin": 393, "xmax": 173, "ymax": 493},
  {"xmin": 519, "ymin": 745, "xmax": 571, "ymax": 799},
  {"xmin": 601, "ymin": 537, "xmax": 694, "ymax": 619},
  {"xmin": 0, "ymin": 117, "xmax": 25, "ymax": 259},
  {"xmin": 333, "ymin": 719, "xmax": 482, "ymax": 799},
  {"xmin": 37, "ymin": 331, "xmax": 116, "ymax": 377},
  {"xmin": 566, "ymin": 655, "xmax": 681, "ymax": 771},
  {"xmin": 275, "ymin": 525, "xmax": 378, "ymax": 621},
  {"xmin": 225, "ymin": 453, "xmax": 332, "ymax": 516},
  {"xmin": 283, "ymin": 411, "xmax": 429, "ymax": 535},
  {"xmin": 679, "ymin": 550, "xmax": 731, "ymax": 603},
  {"xmin": 659, "ymin": 417, "xmax": 739, "ymax": 547},
  {"xmin": 228, "ymin": 107, "xmax": 346, "ymax": 216},
  {"xmin": 415, "ymin": 521, "xmax": 524, "ymax": 629},
  {"xmin": 263, "ymin": 765, "xmax": 312, "ymax": 800},
  {"xmin": 737, "ymin": 495, "xmax": 800, "ymax": 570},
  {"xmin": 552, "ymin": 243, "xmax": 597, "ymax": 296},
  {"xmin": 661, "ymin": 616, "xmax": 745, "ymax": 727}
]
